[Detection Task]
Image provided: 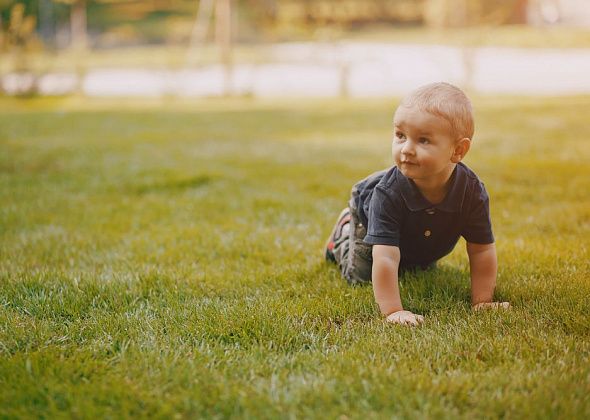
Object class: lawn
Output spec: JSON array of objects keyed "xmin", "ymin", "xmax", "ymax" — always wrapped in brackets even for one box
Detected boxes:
[{"xmin": 0, "ymin": 96, "xmax": 589, "ymax": 418}]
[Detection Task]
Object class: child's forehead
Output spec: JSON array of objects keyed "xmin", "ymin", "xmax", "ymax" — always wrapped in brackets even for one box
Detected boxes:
[
  {"xmin": 393, "ymin": 105, "xmax": 449, "ymax": 127},
  {"xmin": 393, "ymin": 105, "xmax": 456, "ymax": 138}
]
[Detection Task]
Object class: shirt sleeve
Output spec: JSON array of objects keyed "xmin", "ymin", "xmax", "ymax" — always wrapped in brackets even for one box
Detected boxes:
[
  {"xmin": 363, "ymin": 186, "xmax": 402, "ymax": 246},
  {"xmin": 461, "ymin": 181, "xmax": 495, "ymax": 244}
]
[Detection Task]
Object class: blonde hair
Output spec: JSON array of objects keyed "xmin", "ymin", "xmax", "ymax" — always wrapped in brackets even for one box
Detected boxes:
[{"xmin": 399, "ymin": 82, "xmax": 474, "ymax": 140}]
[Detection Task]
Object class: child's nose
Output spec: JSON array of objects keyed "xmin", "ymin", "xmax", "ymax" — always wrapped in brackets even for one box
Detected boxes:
[{"xmin": 401, "ymin": 141, "xmax": 416, "ymax": 155}]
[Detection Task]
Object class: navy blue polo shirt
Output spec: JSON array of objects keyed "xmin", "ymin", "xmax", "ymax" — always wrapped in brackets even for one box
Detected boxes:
[{"xmin": 354, "ymin": 162, "xmax": 494, "ymax": 267}]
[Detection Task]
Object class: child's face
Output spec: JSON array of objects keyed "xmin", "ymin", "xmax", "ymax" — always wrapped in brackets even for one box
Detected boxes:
[{"xmin": 392, "ymin": 105, "xmax": 460, "ymax": 183}]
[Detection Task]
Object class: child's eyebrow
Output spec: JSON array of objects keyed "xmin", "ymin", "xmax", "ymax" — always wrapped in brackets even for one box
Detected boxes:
[{"xmin": 393, "ymin": 123, "xmax": 433, "ymax": 137}]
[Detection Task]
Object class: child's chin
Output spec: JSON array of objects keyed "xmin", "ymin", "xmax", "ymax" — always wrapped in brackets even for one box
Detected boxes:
[{"xmin": 399, "ymin": 167, "xmax": 417, "ymax": 178}]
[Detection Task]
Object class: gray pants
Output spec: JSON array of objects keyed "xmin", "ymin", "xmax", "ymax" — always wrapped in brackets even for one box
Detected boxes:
[{"xmin": 331, "ymin": 183, "xmax": 374, "ymax": 285}]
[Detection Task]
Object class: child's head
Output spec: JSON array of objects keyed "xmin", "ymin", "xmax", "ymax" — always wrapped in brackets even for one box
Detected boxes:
[
  {"xmin": 398, "ymin": 82, "xmax": 474, "ymax": 141},
  {"xmin": 392, "ymin": 82, "xmax": 474, "ymax": 183}
]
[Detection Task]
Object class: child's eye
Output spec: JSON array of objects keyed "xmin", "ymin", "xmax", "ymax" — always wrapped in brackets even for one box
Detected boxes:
[
  {"xmin": 395, "ymin": 131, "xmax": 406, "ymax": 141},
  {"xmin": 419, "ymin": 138, "xmax": 430, "ymax": 144}
]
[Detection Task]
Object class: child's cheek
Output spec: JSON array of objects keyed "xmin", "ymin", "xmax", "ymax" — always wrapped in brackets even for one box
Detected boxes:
[{"xmin": 391, "ymin": 145, "xmax": 402, "ymax": 163}]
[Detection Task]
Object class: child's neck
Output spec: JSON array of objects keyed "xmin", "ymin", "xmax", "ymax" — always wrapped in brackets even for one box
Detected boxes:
[{"xmin": 413, "ymin": 164, "xmax": 456, "ymax": 205}]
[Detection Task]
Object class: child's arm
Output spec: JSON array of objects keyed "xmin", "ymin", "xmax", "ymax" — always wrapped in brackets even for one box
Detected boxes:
[
  {"xmin": 372, "ymin": 245, "xmax": 424, "ymax": 326},
  {"xmin": 466, "ymin": 242, "xmax": 510, "ymax": 309}
]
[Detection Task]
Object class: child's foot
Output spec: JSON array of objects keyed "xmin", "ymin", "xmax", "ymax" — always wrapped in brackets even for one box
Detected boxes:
[{"xmin": 325, "ymin": 208, "xmax": 351, "ymax": 263}]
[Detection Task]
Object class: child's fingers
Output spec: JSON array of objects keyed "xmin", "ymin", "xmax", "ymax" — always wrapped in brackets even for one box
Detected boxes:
[
  {"xmin": 402, "ymin": 316, "xmax": 419, "ymax": 326},
  {"xmin": 386, "ymin": 310, "xmax": 424, "ymax": 326}
]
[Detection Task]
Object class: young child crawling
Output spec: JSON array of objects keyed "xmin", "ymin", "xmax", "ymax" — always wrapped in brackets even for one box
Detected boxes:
[{"xmin": 325, "ymin": 82, "xmax": 509, "ymax": 326}]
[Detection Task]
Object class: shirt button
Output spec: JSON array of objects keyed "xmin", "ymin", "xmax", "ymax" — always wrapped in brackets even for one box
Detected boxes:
[{"xmin": 424, "ymin": 230, "xmax": 432, "ymax": 237}]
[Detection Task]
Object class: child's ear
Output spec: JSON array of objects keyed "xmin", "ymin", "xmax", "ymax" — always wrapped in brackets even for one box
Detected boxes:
[{"xmin": 451, "ymin": 138, "xmax": 471, "ymax": 163}]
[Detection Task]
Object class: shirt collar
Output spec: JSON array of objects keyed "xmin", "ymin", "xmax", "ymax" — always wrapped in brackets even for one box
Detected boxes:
[{"xmin": 399, "ymin": 164, "xmax": 466, "ymax": 212}]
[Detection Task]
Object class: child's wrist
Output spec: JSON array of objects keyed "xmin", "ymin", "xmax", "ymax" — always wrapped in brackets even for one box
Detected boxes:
[{"xmin": 383, "ymin": 306, "xmax": 404, "ymax": 317}]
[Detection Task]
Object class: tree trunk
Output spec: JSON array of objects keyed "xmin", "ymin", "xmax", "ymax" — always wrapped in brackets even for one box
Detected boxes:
[
  {"xmin": 215, "ymin": 0, "xmax": 232, "ymax": 95},
  {"xmin": 512, "ymin": 0, "xmax": 529, "ymax": 23},
  {"xmin": 187, "ymin": 0, "xmax": 215, "ymax": 66},
  {"xmin": 39, "ymin": 0, "xmax": 55, "ymax": 48},
  {"xmin": 0, "ymin": 15, "xmax": 4, "ymax": 51},
  {"xmin": 71, "ymin": 0, "xmax": 87, "ymax": 50}
]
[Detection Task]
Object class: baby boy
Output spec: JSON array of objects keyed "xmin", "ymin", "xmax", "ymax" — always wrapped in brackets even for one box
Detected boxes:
[{"xmin": 325, "ymin": 82, "xmax": 509, "ymax": 326}]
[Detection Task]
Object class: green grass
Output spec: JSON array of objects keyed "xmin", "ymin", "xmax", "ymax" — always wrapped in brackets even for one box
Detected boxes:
[{"xmin": 0, "ymin": 96, "xmax": 589, "ymax": 418}]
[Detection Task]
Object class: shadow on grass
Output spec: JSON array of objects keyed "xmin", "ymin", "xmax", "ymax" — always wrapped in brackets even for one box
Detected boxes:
[{"xmin": 322, "ymin": 260, "xmax": 471, "ymax": 316}]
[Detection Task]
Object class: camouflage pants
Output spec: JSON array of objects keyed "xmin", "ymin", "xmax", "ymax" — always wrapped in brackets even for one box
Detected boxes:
[{"xmin": 331, "ymin": 185, "xmax": 374, "ymax": 285}]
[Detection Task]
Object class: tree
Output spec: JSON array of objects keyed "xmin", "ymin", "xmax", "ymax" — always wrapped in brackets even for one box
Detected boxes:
[
  {"xmin": 0, "ymin": 0, "xmax": 17, "ymax": 50},
  {"xmin": 216, "ymin": 0, "xmax": 232, "ymax": 95},
  {"xmin": 54, "ymin": 0, "xmax": 87, "ymax": 49},
  {"xmin": 188, "ymin": 0, "xmax": 234, "ymax": 94}
]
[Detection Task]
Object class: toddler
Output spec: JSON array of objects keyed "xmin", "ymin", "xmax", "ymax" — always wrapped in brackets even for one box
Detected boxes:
[{"xmin": 325, "ymin": 82, "xmax": 509, "ymax": 326}]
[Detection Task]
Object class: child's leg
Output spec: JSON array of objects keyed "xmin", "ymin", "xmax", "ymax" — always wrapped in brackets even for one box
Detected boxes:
[
  {"xmin": 343, "ymin": 188, "xmax": 373, "ymax": 285},
  {"xmin": 326, "ymin": 170, "xmax": 389, "ymax": 284},
  {"xmin": 325, "ymin": 206, "xmax": 372, "ymax": 286},
  {"xmin": 325, "ymin": 208, "xmax": 351, "ymax": 265}
]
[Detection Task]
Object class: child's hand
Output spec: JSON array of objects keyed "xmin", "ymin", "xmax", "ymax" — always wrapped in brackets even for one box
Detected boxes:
[
  {"xmin": 386, "ymin": 310, "xmax": 424, "ymax": 326},
  {"xmin": 472, "ymin": 302, "xmax": 510, "ymax": 311}
]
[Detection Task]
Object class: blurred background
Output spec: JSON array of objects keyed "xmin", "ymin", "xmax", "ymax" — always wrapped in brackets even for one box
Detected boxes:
[{"xmin": 1, "ymin": 0, "xmax": 590, "ymax": 97}]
